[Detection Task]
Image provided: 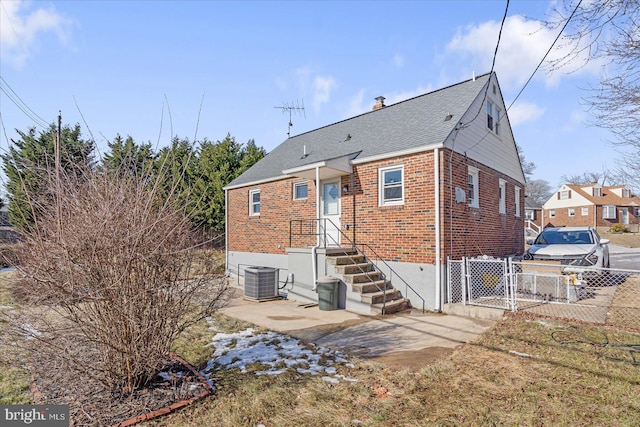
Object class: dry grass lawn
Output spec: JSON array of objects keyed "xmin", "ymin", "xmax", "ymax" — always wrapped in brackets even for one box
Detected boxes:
[
  {"xmin": 600, "ymin": 231, "xmax": 640, "ymax": 248},
  {"xmin": 2, "ymin": 268, "xmax": 640, "ymax": 425}
]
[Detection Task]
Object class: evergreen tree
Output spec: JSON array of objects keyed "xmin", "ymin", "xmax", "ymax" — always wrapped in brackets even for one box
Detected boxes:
[
  {"xmin": 101, "ymin": 135, "xmax": 156, "ymax": 176},
  {"xmin": 1, "ymin": 124, "xmax": 95, "ymax": 231}
]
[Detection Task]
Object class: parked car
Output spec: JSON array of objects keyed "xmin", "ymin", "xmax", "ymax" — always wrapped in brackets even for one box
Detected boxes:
[{"xmin": 523, "ymin": 226, "xmax": 610, "ymax": 275}]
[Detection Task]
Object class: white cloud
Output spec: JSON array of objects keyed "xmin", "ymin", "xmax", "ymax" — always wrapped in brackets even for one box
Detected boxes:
[
  {"xmin": 312, "ymin": 75, "xmax": 337, "ymax": 112},
  {"xmin": 562, "ymin": 109, "xmax": 587, "ymax": 131},
  {"xmin": 346, "ymin": 89, "xmax": 367, "ymax": 117},
  {"xmin": 0, "ymin": 0, "xmax": 70, "ymax": 67},
  {"xmin": 507, "ymin": 101, "xmax": 545, "ymax": 127},
  {"xmin": 444, "ymin": 15, "xmax": 601, "ymax": 90},
  {"xmin": 393, "ymin": 53, "xmax": 404, "ymax": 68}
]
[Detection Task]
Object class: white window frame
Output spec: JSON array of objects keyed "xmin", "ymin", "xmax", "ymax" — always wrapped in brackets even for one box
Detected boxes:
[
  {"xmin": 293, "ymin": 181, "xmax": 308, "ymax": 200},
  {"xmin": 249, "ymin": 189, "xmax": 261, "ymax": 216},
  {"xmin": 498, "ymin": 179, "xmax": 506, "ymax": 214},
  {"xmin": 581, "ymin": 206, "xmax": 589, "ymax": 216},
  {"xmin": 622, "ymin": 188, "xmax": 630, "ymax": 198},
  {"xmin": 378, "ymin": 165, "xmax": 404, "ymax": 206},
  {"xmin": 525, "ymin": 210, "xmax": 534, "ymax": 220},
  {"xmin": 468, "ymin": 166, "xmax": 479, "ymax": 208},
  {"xmin": 593, "ymin": 187, "xmax": 602, "ymax": 197},
  {"xmin": 487, "ymin": 99, "xmax": 500, "ymax": 136},
  {"xmin": 559, "ymin": 190, "xmax": 570, "ymax": 200},
  {"xmin": 568, "ymin": 207, "xmax": 575, "ymax": 217},
  {"xmin": 515, "ymin": 187, "xmax": 521, "ymax": 217},
  {"xmin": 635, "ymin": 207, "xmax": 640, "ymax": 217},
  {"xmin": 549, "ymin": 209, "xmax": 555, "ymax": 218},
  {"xmin": 603, "ymin": 205, "xmax": 616, "ymax": 220}
]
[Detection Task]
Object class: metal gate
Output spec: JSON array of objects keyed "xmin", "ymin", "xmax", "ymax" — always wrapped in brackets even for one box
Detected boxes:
[{"xmin": 465, "ymin": 257, "xmax": 512, "ymax": 310}]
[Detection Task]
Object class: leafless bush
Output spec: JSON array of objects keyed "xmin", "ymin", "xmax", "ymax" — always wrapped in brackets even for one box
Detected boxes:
[{"xmin": 13, "ymin": 169, "xmax": 230, "ymax": 393}]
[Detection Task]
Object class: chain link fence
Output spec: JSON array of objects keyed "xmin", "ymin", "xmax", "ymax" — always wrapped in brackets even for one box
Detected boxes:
[{"xmin": 447, "ymin": 257, "xmax": 640, "ymax": 331}]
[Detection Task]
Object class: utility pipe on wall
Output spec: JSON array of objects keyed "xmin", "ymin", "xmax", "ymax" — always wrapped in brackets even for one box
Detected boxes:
[
  {"xmin": 434, "ymin": 148, "xmax": 442, "ymax": 311},
  {"xmin": 312, "ymin": 166, "xmax": 321, "ymax": 290}
]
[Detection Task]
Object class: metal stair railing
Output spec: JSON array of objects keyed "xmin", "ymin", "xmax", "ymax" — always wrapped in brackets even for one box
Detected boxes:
[{"xmin": 289, "ymin": 218, "xmax": 426, "ymax": 313}]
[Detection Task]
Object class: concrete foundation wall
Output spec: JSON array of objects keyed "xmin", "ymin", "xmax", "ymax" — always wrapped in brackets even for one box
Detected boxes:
[{"xmin": 229, "ymin": 249, "xmax": 443, "ymax": 314}]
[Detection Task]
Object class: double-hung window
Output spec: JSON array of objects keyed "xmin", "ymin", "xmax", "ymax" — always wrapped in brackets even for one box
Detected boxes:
[
  {"xmin": 568, "ymin": 207, "xmax": 575, "ymax": 217},
  {"xmin": 603, "ymin": 205, "xmax": 616, "ymax": 219},
  {"xmin": 582, "ymin": 206, "xmax": 589, "ymax": 216},
  {"xmin": 487, "ymin": 100, "xmax": 500, "ymax": 135},
  {"xmin": 549, "ymin": 209, "xmax": 555, "ymax": 218},
  {"xmin": 498, "ymin": 179, "xmax": 506, "ymax": 214},
  {"xmin": 379, "ymin": 165, "xmax": 404, "ymax": 206},
  {"xmin": 249, "ymin": 189, "xmax": 261, "ymax": 216},
  {"xmin": 468, "ymin": 167, "xmax": 479, "ymax": 208}
]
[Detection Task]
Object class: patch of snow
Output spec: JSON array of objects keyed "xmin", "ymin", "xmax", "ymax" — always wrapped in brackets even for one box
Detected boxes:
[
  {"xmin": 201, "ymin": 327, "xmax": 354, "ymax": 383},
  {"xmin": 322, "ymin": 376, "xmax": 339, "ymax": 384}
]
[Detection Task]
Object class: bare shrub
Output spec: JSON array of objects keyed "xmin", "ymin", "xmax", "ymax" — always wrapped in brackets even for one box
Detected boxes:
[{"xmin": 14, "ymin": 169, "xmax": 230, "ymax": 393}]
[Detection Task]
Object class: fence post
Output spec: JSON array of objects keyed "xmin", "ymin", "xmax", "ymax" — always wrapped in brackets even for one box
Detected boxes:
[{"xmin": 461, "ymin": 257, "xmax": 467, "ymax": 305}]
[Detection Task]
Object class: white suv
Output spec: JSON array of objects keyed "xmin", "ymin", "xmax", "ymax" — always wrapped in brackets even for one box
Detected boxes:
[{"xmin": 524, "ymin": 226, "xmax": 611, "ymax": 272}]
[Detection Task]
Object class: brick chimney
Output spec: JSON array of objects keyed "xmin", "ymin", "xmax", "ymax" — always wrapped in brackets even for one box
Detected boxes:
[{"xmin": 372, "ymin": 96, "xmax": 386, "ymax": 111}]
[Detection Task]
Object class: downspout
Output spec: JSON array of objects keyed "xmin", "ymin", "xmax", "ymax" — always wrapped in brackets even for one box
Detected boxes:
[
  {"xmin": 225, "ymin": 188, "xmax": 229, "ymax": 276},
  {"xmin": 312, "ymin": 165, "xmax": 321, "ymax": 290},
  {"xmin": 434, "ymin": 148, "xmax": 442, "ymax": 311}
]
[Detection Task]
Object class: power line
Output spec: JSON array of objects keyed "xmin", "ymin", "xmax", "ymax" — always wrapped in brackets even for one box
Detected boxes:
[
  {"xmin": 0, "ymin": 76, "xmax": 50, "ymax": 129},
  {"xmin": 460, "ymin": 0, "xmax": 510, "ymax": 129},
  {"xmin": 463, "ymin": 0, "xmax": 584, "ymax": 156}
]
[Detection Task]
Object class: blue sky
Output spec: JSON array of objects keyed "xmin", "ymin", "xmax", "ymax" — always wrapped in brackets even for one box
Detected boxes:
[{"xmin": 0, "ymin": 0, "xmax": 624, "ymax": 190}]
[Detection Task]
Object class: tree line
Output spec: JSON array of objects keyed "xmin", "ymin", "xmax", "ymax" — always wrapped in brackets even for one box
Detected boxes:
[{"xmin": 1, "ymin": 124, "xmax": 265, "ymax": 233}]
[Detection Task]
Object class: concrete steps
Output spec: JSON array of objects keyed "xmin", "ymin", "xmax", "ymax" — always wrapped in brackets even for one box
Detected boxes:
[{"xmin": 326, "ymin": 251, "xmax": 411, "ymax": 316}]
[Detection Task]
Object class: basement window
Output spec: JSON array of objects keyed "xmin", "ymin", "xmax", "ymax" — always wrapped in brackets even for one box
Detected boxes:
[{"xmin": 379, "ymin": 165, "xmax": 404, "ymax": 206}]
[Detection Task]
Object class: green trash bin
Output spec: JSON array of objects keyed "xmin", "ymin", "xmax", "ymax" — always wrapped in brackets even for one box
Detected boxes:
[{"xmin": 316, "ymin": 276, "xmax": 340, "ymax": 311}]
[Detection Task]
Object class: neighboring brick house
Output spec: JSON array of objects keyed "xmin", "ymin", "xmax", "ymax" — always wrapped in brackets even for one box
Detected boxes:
[
  {"xmin": 225, "ymin": 72, "xmax": 525, "ymax": 314},
  {"xmin": 542, "ymin": 183, "xmax": 640, "ymax": 232}
]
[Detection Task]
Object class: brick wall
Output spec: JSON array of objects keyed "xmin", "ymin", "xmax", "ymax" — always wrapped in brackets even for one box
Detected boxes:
[
  {"xmin": 341, "ymin": 151, "xmax": 437, "ymax": 264},
  {"xmin": 227, "ymin": 148, "xmax": 525, "ymax": 262},
  {"xmin": 440, "ymin": 149, "xmax": 524, "ymax": 259},
  {"xmin": 227, "ymin": 178, "xmax": 317, "ymax": 255}
]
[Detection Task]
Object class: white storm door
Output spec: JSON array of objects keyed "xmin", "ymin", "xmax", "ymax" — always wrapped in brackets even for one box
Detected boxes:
[
  {"xmin": 320, "ymin": 179, "xmax": 341, "ymax": 246},
  {"xmin": 622, "ymin": 208, "xmax": 629, "ymax": 225}
]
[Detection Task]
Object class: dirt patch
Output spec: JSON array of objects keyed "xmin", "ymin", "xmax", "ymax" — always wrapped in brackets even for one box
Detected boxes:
[
  {"xmin": 29, "ymin": 350, "xmax": 211, "ymax": 426},
  {"xmin": 369, "ymin": 346, "xmax": 458, "ymax": 371}
]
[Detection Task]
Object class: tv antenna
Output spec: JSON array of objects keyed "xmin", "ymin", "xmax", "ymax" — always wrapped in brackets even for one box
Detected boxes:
[{"xmin": 274, "ymin": 99, "xmax": 306, "ymax": 138}]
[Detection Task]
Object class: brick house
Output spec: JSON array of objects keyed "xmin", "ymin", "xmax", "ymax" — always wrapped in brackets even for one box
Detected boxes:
[
  {"xmin": 542, "ymin": 183, "xmax": 640, "ymax": 232},
  {"xmin": 225, "ymin": 72, "xmax": 525, "ymax": 314}
]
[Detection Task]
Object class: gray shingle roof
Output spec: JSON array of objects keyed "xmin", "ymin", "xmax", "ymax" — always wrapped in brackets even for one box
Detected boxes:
[{"xmin": 227, "ymin": 73, "xmax": 491, "ymax": 188}]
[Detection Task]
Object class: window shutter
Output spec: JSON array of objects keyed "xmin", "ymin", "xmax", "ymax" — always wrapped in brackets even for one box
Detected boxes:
[
  {"xmin": 568, "ymin": 190, "xmax": 572, "ymax": 198},
  {"xmin": 557, "ymin": 192, "xmax": 560, "ymax": 200}
]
